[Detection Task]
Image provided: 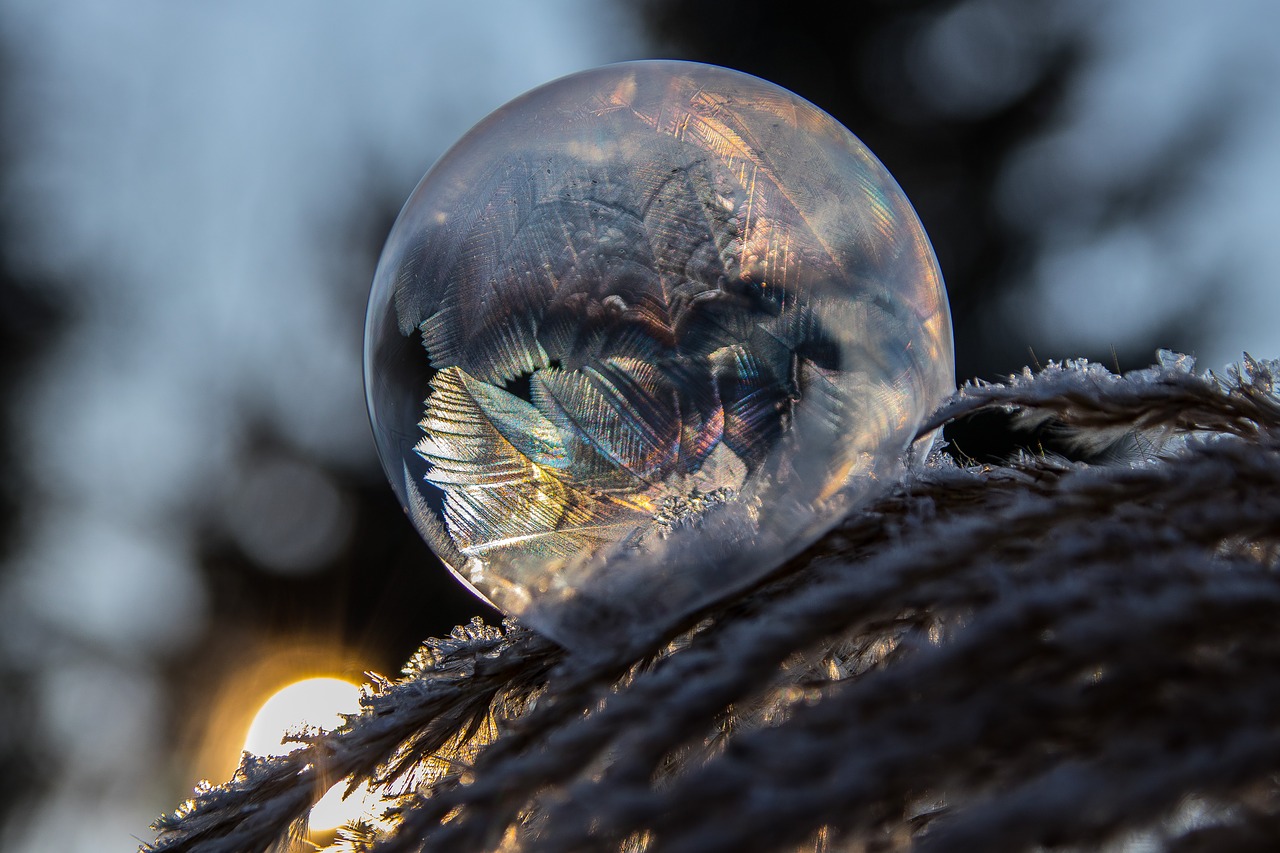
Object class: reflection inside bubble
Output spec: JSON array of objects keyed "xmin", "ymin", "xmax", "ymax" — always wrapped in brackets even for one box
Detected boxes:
[{"xmin": 365, "ymin": 61, "xmax": 954, "ymax": 641}]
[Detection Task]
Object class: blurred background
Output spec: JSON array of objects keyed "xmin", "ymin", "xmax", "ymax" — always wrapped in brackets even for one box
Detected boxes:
[{"xmin": 1, "ymin": 0, "xmax": 1277, "ymax": 849}]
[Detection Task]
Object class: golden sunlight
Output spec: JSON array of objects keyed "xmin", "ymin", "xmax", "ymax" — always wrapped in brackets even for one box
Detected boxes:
[
  {"xmin": 243, "ymin": 677, "xmax": 377, "ymax": 832},
  {"xmin": 244, "ymin": 676, "xmax": 359, "ymax": 757}
]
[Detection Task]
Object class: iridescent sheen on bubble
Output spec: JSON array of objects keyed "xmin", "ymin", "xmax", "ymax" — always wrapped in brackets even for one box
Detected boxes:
[{"xmin": 364, "ymin": 61, "xmax": 953, "ymax": 645}]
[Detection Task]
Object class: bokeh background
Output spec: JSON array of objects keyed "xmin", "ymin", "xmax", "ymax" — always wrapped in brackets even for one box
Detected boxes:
[{"xmin": 1, "ymin": 1, "xmax": 1278, "ymax": 849}]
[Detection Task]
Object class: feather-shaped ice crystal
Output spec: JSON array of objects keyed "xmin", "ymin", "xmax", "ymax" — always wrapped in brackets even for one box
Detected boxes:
[{"xmin": 364, "ymin": 61, "xmax": 954, "ymax": 648}]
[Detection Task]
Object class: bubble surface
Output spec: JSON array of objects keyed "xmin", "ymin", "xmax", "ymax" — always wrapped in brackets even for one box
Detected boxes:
[{"xmin": 365, "ymin": 61, "xmax": 953, "ymax": 646}]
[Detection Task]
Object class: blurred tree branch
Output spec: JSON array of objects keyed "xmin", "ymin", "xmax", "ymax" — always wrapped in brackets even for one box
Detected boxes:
[{"xmin": 149, "ymin": 352, "xmax": 1280, "ymax": 853}]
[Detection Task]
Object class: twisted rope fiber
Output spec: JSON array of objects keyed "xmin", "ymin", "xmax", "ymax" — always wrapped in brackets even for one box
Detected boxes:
[{"xmin": 148, "ymin": 354, "xmax": 1280, "ymax": 853}]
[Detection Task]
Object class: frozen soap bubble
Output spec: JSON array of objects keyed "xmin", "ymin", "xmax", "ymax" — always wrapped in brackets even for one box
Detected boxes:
[{"xmin": 365, "ymin": 61, "xmax": 953, "ymax": 649}]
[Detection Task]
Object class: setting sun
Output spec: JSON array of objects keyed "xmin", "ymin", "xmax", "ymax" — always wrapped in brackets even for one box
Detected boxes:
[
  {"xmin": 244, "ymin": 676, "xmax": 360, "ymax": 757},
  {"xmin": 243, "ymin": 677, "xmax": 377, "ymax": 833}
]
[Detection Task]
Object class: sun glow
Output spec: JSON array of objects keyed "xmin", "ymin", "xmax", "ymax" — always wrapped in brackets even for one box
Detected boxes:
[
  {"xmin": 244, "ymin": 676, "xmax": 359, "ymax": 757},
  {"xmin": 243, "ymin": 677, "xmax": 378, "ymax": 833}
]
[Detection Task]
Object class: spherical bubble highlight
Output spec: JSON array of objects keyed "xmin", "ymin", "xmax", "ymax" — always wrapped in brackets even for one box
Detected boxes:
[{"xmin": 364, "ymin": 61, "xmax": 953, "ymax": 647}]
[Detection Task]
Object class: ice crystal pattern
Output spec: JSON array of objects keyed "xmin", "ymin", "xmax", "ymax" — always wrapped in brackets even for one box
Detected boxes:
[{"xmin": 364, "ymin": 61, "xmax": 953, "ymax": 641}]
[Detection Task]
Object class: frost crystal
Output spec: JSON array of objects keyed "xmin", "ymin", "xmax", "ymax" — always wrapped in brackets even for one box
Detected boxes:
[{"xmin": 364, "ymin": 61, "xmax": 953, "ymax": 646}]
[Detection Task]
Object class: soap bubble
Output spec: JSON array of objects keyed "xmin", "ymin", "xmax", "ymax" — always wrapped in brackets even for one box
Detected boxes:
[{"xmin": 365, "ymin": 61, "xmax": 953, "ymax": 648}]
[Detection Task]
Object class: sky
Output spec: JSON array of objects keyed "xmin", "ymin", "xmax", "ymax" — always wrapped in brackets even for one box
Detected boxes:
[
  {"xmin": 0, "ymin": 2, "xmax": 641, "ymax": 849},
  {"xmin": 1000, "ymin": 0, "xmax": 1280, "ymax": 362},
  {"xmin": 3, "ymin": 0, "xmax": 1280, "ymax": 850}
]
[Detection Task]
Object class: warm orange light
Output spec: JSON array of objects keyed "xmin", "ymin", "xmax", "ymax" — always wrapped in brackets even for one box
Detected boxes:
[
  {"xmin": 244, "ymin": 676, "xmax": 359, "ymax": 757},
  {"xmin": 243, "ymin": 677, "xmax": 377, "ymax": 832}
]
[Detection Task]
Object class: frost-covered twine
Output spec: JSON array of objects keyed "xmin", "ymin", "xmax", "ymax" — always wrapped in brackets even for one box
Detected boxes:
[{"xmin": 148, "ymin": 352, "xmax": 1280, "ymax": 853}]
